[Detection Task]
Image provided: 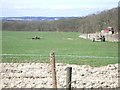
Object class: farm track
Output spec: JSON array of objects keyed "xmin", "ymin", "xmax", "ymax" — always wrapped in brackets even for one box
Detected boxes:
[{"xmin": 0, "ymin": 63, "xmax": 119, "ymax": 88}]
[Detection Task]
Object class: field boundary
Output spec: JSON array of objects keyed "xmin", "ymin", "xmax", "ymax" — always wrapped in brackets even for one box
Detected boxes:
[{"xmin": 0, "ymin": 54, "xmax": 118, "ymax": 59}]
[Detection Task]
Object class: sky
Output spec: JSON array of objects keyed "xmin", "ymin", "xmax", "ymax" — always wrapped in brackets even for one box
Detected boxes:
[{"xmin": 0, "ymin": 0, "xmax": 119, "ymax": 17}]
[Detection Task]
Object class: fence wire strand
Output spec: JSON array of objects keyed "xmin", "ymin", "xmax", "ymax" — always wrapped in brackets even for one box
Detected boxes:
[{"xmin": 0, "ymin": 54, "xmax": 118, "ymax": 63}]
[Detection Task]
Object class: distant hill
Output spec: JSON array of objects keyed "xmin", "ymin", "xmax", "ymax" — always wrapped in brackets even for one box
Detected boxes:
[
  {"xmin": 1, "ymin": 16, "xmax": 77, "ymax": 21},
  {"xmin": 2, "ymin": 7, "xmax": 118, "ymax": 33},
  {"xmin": 77, "ymin": 7, "xmax": 118, "ymax": 33}
]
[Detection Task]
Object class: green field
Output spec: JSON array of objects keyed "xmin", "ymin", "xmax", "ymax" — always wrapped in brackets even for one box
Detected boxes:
[{"xmin": 2, "ymin": 31, "xmax": 118, "ymax": 66}]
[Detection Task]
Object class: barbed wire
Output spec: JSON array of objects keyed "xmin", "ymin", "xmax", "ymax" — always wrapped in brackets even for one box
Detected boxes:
[
  {"xmin": 1, "ymin": 54, "xmax": 118, "ymax": 63},
  {"xmin": 0, "ymin": 54, "xmax": 117, "ymax": 58}
]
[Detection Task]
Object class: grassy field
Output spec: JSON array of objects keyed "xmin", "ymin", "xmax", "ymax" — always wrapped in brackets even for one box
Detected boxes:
[{"xmin": 2, "ymin": 31, "xmax": 118, "ymax": 66}]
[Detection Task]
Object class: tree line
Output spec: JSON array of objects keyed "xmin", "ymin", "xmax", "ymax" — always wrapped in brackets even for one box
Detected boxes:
[{"xmin": 2, "ymin": 7, "xmax": 118, "ymax": 33}]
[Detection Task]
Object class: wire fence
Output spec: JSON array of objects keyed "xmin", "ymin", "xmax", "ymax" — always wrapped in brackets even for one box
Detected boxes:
[
  {"xmin": 1, "ymin": 54, "xmax": 118, "ymax": 65},
  {"xmin": 1, "ymin": 53, "xmax": 119, "ymax": 88}
]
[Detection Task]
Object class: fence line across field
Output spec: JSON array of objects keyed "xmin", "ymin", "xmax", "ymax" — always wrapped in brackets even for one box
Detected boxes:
[{"xmin": 0, "ymin": 54, "xmax": 118, "ymax": 59}]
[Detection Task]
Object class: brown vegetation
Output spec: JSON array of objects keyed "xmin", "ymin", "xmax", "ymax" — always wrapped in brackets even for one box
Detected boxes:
[{"xmin": 2, "ymin": 8, "xmax": 118, "ymax": 33}]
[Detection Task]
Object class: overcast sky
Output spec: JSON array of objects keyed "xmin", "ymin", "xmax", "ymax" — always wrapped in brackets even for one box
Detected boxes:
[{"xmin": 0, "ymin": 0, "xmax": 119, "ymax": 17}]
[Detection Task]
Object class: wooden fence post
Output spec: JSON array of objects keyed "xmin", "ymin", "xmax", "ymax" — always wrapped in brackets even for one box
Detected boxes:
[
  {"xmin": 66, "ymin": 67, "xmax": 72, "ymax": 90},
  {"xmin": 50, "ymin": 51, "xmax": 57, "ymax": 89}
]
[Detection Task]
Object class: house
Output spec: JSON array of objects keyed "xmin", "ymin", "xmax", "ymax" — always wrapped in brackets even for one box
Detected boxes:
[{"xmin": 101, "ymin": 27, "xmax": 114, "ymax": 35}]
